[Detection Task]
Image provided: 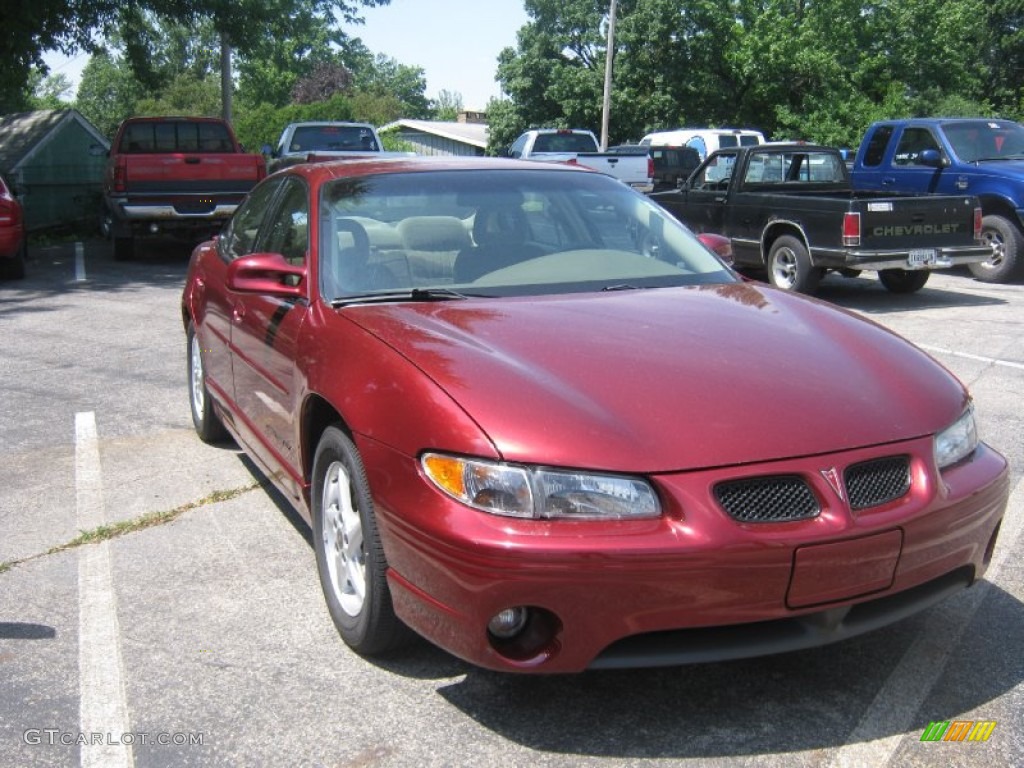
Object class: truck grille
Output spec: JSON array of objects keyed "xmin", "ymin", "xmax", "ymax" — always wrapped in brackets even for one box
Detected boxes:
[
  {"xmin": 714, "ymin": 476, "xmax": 820, "ymax": 523},
  {"xmin": 844, "ymin": 456, "xmax": 911, "ymax": 510}
]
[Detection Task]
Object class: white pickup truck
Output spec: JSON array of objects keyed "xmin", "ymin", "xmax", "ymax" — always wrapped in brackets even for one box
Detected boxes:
[
  {"xmin": 268, "ymin": 122, "xmax": 410, "ymax": 171},
  {"xmin": 507, "ymin": 129, "xmax": 653, "ymax": 193}
]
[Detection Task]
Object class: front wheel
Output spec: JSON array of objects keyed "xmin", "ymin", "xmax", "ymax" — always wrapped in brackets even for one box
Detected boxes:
[
  {"xmin": 767, "ymin": 235, "xmax": 822, "ymax": 293},
  {"xmin": 187, "ymin": 322, "xmax": 228, "ymax": 443},
  {"xmin": 312, "ymin": 426, "xmax": 409, "ymax": 656},
  {"xmin": 878, "ymin": 269, "xmax": 930, "ymax": 293}
]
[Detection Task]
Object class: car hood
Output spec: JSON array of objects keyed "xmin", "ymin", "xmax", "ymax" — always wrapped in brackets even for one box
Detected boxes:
[
  {"xmin": 972, "ymin": 158, "xmax": 1024, "ymax": 180},
  {"xmin": 345, "ymin": 284, "xmax": 966, "ymax": 472}
]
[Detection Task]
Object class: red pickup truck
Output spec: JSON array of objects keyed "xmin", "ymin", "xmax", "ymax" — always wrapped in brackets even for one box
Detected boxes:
[{"xmin": 103, "ymin": 116, "xmax": 266, "ymax": 260}]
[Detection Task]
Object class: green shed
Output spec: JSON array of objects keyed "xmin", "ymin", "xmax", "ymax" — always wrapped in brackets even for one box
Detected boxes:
[{"xmin": 0, "ymin": 109, "xmax": 109, "ymax": 232}]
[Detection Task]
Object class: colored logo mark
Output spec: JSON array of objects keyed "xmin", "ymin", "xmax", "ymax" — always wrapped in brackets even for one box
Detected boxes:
[{"xmin": 920, "ymin": 720, "xmax": 997, "ymax": 742}]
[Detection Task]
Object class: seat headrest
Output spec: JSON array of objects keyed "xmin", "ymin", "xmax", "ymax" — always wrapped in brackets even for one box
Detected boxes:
[
  {"xmin": 472, "ymin": 206, "xmax": 527, "ymax": 247},
  {"xmin": 397, "ymin": 216, "xmax": 471, "ymax": 251}
]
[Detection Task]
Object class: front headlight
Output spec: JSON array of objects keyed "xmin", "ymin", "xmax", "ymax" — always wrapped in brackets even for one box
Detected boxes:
[
  {"xmin": 934, "ymin": 405, "xmax": 978, "ymax": 469},
  {"xmin": 421, "ymin": 453, "xmax": 661, "ymax": 520}
]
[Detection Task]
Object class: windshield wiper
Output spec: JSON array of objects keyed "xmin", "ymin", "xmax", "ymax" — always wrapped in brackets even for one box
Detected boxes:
[
  {"xmin": 330, "ymin": 287, "xmax": 485, "ymax": 307},
  {"xmin": 601, "ymin": 283, "xmax": 645, "ymax": 292}
]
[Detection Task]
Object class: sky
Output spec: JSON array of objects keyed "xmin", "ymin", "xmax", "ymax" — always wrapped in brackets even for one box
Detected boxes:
[{"xmin": 42, "ymin": 0, "xmax": 531, "ymax": 111}]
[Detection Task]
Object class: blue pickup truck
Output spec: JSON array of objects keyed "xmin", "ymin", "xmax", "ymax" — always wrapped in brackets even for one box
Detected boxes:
[{"xmin": 850, "ymin": 118, "xmax": 1024, "ymax": 283}]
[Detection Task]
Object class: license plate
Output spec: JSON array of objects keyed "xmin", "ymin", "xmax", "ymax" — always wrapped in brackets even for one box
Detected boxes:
[{"xmin": 907, "ymin": 249, "xmax": 937, "ymax": 267}]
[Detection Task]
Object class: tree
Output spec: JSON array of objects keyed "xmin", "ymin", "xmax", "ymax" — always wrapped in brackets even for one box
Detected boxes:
[
  {"xmin": 2, "ymin": 0, "xmax": 390, "ymax": 113},
  {"xmin": 29, "ymin": 70, "xmax": 74, "ymax": 110},
  {"xmin": 291, "ymin": 62, "xmax": 354, "ymax": 104},
  {"xmin": 432, "ymin": 90, "xmax": 465, "ymax": 121},
  {"xmin": 75, "ymin": 49, "xmax": 145, "ymax": 138}
]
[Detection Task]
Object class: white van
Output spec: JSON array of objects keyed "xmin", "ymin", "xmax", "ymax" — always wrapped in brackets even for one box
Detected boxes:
[{"xmin": 639, "ymin": 128, "xmax": 766, "ymax": 160}]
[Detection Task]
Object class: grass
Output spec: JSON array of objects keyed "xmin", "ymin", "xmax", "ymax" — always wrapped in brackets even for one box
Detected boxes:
[{"xmin": 0, "ymin": 482, "xmax": 261, "ymax": 575}]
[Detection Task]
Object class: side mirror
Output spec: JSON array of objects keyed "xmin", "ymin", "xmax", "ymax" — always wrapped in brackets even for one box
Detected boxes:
[
  {"xmin": 227, "ymin": 253, "xmax": 306, "ymax": 298},
  {"xmin": 260, "ymin": 144, "xmax": 273, "ymax": 156},
  {"xmin": 697, "ymin": 232, "xmax": 734, "ymax": 267},
  {"xmin": 88, "ymin": 144, "xmax": 108, "ymax": 157},
  {"xmin": 919, "ymin": 148, "xmax": 947, "ymax": 168}
]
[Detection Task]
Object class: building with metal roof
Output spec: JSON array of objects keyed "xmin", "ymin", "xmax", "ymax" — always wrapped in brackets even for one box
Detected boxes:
[
  {"xmin": 0, "ymin": 109, "xmax": 109, "ymax": 232},
  {"xmin": 379, "ymin": 113, "xmax": 489, "ymax": 157}
]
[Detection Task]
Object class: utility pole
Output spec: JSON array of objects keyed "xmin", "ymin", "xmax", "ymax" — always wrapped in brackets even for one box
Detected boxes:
[
  {"xmin": 599, "ymin": 0, "xmax": 618, "ymax": 151},
  {"xmin": 220, "ymin": 33, "xmax": 233, "ymax": 125}
]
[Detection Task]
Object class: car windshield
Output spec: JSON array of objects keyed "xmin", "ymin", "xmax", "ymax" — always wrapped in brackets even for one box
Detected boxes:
[
  {"xmin": 943, "ymin": 120, "xmax": 1024, "ymax": 162},
  {"xmin": 318, "ymin": 168, "xmax": 736, "ymax": 302},
  {"xmin": 290, "ymin": 125, "xmax": 378, "ymax": 153}
]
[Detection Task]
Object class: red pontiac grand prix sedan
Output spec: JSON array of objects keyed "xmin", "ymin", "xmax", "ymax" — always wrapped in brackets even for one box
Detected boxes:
[{"xmin": 182, "ymin": 157, "xmax": 1009, "ymax": 673}]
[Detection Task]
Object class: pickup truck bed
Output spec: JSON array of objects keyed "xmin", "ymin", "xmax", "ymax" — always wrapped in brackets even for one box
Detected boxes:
[{"xmin": 651, "ymin": 143, "xmax": 989, "ymax": 294}]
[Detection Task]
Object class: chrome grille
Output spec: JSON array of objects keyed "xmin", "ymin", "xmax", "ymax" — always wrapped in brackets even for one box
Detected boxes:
[
  {"xmin": 714, "ymin": 476, "xmax": 819, "ymax": 523},
  {"xmin": 844, "ymin": 456, "xmax": 911, "ymax": 510}
]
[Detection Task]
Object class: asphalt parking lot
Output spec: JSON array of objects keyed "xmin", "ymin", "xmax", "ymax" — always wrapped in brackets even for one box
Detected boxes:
[{"xmin": 1, "ymin": 239, "xmax": 1021, "ymax": 768}]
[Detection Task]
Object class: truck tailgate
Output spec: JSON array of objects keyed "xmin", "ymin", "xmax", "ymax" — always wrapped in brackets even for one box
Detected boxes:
[
  {"xmin": 859, "ymin": 195, "xmax": 979, "ymax": 250},
  {"xmin": 124, "ymin": 154, "xmax": 263, "ymax": 192}
]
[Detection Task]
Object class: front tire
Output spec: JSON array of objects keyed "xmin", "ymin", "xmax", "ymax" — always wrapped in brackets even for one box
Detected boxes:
[
  {"xmin": 970, "ymin": 215, "xmax": 1022, "ymax": 283},
  {"xmin": 767, "ymin": 235, "xmax": 822, "ymax": 293},
  {"xmin": 878, "ymin": 269, "xmax": 930, "ymax": 293},
  {"xmin": 312, "ymin": 426, "xmax": 408, "ymax": 656},
  {"xmin": 187, "ymin": 322, "xmax": 228, "ymax": 443}
]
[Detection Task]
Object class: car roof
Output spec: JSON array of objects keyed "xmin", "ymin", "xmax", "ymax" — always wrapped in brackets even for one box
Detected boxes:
[{"xmin": 277, "ymin": 155, "xmax": 597, "ymax": 181}]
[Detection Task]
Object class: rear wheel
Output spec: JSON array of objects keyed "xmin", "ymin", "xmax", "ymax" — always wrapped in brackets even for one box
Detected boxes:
[
  {"xmin": 187, "ymin": 322, "xmax": 228, "ymax": 443},
  {"xmin": 312, "ymin": 426, "xmax": 409, "ymax": 656},
  {"xmin": 970, "ymin": 215, "xmax": 1021, "ymax": 283},
  {"xmin": 767, "ymin": 235, "xmax": 822, "ymax": 293},
  {"xmin": 878, "ymin": 268, "xmax": 930, "ymax": 293}
]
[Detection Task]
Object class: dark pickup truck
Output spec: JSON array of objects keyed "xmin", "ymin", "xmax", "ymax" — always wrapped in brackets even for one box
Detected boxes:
[
  {"xmin": 651, "ymin": 143, "xmax": 990, "ymax": 294},
  {"xmin": 103, "ymin": 116, "xmax": 266, "ymax": 260}
]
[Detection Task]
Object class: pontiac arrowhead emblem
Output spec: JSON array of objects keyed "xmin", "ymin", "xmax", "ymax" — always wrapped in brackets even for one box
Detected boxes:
[{"xmin": 821, "ymin": 467, "xmax": 845, "ymax": 501}]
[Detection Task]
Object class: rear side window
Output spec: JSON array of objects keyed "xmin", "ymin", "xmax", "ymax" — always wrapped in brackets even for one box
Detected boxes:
[
  {"xmin": 862, "ymin": 126, "xmax": 895, "ymax": 167},
  {"xmin": 119, "ymin": 121, "xmax": 235, "ymax": 154}
]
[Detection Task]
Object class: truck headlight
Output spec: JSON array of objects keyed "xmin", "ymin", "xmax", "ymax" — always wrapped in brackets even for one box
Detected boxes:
[
  {"xmin": 421, "ymin": 453, "xmax": 661, "ymax": 520},
  {"xmin": 934, "ymin": 406, "xmax": 978, "ymax": 469}
]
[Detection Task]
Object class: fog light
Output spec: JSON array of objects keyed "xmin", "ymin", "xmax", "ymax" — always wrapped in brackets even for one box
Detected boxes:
[
  {"xmin": 149, "ymin": 223, "xmax": 160, "ymax": 234},
  {"xmin": 488, "ymin": 607, "xmax": 529, "ymax": 639}
]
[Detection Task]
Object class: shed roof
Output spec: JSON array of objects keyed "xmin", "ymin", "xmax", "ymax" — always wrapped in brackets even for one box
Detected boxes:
[
  {"xmin": 379, "ymin": 119, "xmax": 489, "ymax": 150},
  {"xmin": 0, "ymin": 109, "xmax": 109, "ymax": 175}
]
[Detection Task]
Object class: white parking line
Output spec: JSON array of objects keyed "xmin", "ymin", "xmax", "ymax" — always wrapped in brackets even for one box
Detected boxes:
[
  {"xmin": 75, "ymin": 412, "xmax": 133, "ymax": 768},
  {"xmin": 74, "ymin": 242, "xmax": 87, "ymax": 283},
  {"xmin": 825, "ymin": 476, "xmax": 1023, "ymax": 767},
  {"xmin": 917, "ymin": 343, "xmax": 1024, "ymax": 371}
]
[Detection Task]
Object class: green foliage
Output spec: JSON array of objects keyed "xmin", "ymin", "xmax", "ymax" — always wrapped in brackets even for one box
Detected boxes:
[
  {"xmin": 496, "ymin": 0, "xmax": 1024, "ymax": 148},
  {"xmin": 134, "ymin": 71, "xmax": 223, "ymax": 117},
  {"xmin": 29, "ymin": 70, "xmax": 74, "ymax": 110},
  {"xmin": 432, "ymin": 90, "xmax": 464, "ymax": 121},
  {"xmin": 76, "ymin": 50, "xmax": 145, "ymax": 138}
]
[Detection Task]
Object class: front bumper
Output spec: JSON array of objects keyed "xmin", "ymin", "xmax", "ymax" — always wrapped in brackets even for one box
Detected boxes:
[{"xmin": 363, "ymin": 436, "xmax": 1008, "ymax": 674}]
